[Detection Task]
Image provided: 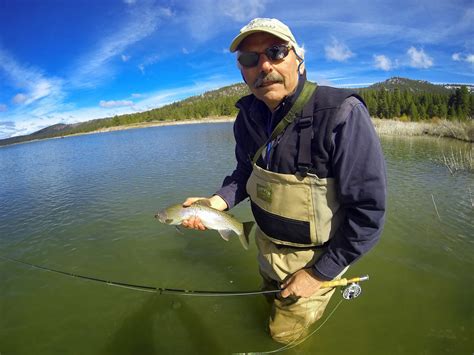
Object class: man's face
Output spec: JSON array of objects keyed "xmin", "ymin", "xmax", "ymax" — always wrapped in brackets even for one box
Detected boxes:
[{"xmin": 238, "ymin": 32, "xmax": 301, "ymax": 111}]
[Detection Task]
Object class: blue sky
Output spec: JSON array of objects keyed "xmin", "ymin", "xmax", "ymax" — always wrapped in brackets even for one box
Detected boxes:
[{"xmin": 0, "ymin": 0, "xmax": 473, "ymax": 139}]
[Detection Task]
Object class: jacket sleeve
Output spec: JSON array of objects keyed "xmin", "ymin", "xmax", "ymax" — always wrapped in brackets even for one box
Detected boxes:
[
  {"xmin": 214, "ymin": 111, "xmax": 253, "ymax": 209},
  {"xmin": 312, "ymin": 97, "xmax": 387, "ymax": 280}
]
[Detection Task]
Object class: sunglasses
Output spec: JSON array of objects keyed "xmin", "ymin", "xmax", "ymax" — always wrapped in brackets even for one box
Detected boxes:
[{"xmin": 238, "ymin": 44, "xmax": 292, "ymax": 68}]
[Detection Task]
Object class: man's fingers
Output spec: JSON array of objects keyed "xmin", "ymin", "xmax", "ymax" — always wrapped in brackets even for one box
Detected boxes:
[
  {"xmin": 181, "ymin": 216, "xmax": 206, "ymax": 231},
  {"xmin": 280, "ymin": 287, "xmax": 291, "ymax": 298},
  {"xmin": 182, "ymin": 197, "xmax": 205, "ymax": 207},
  {"xmin": 188, "ymin": 216, "xmax": 199, "ymax": 229}
]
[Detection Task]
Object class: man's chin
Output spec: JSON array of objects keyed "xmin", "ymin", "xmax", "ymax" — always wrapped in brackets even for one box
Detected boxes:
[{"xmin": 253, "ymin": 89, "xmax": 286, "ymax": 108}]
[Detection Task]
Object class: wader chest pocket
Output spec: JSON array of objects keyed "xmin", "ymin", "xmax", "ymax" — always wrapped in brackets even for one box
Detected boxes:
[{"xmin": 251, "ymin": 202, "xmax": 311, "ymax": 245}]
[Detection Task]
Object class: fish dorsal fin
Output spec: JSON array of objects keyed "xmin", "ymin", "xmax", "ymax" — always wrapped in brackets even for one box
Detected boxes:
[
  {"xmin": 192, "ymin": 200, "xmax": 212, "ymax": 207},
  {"xmin": 217, "ymin": 229, "xmax": 233, "ymax": 241}
]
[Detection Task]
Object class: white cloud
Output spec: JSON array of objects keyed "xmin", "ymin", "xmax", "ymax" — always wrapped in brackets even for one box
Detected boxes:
[
  {"xmin": 407, "ymin": 46, "xmax": 433, "ymax": 68},
  {"xmin": 452, "ymin": 52, "xmax": 474, "ymax": 64},
  {"xmin": 12, "ymin": 93, "xmax": 28, "ymax": 105},
  {"xmin": 0, "ymin": 104, "xmax": 8, "ymax": 112},
  {"xmin": 325, "ymin": 38, "xmax": 354, "ymax": 62},
  {"xmin": 99, "ymin": 100, "xmax": 134, "ymax": 108},
  {"xmin": 220, "ymin": 0, "xmax": 267, "ymax": 22},
  {"xmin": 373, "ymin": 55, "xmax": 392, "ymax": 71},
  {"xmin": 183, "ymin": 0, "xmax": 267, "ymax": 42},
  {"xmin": 70, "ymin": 3, "xmax": 172, "ymax": 87},
  {"xmin": 138, "ymin": 54, "xmax": 160, "ymax": 74},
  {"xmin": 123, "ymin": 0, "xmax": 136, "ymax": 4},
  {"xmin": 121, "ymin": 54, "xmax": 131, "ymax": 62},
  {"xmin": 0, "ymin": 121, "xmax": 17, "ymax": 139},
  {"xmin": 0, "ymin": 48, "xmax": 65, "ymax": 107}
]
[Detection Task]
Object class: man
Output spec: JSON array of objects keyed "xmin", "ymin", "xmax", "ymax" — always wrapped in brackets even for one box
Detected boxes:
[{"xmin": 182, "ymin": 18, "xmax": 386, "ymax": 344}]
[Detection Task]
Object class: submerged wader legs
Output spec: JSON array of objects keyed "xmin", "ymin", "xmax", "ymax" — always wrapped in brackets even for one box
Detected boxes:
[
  {"xmin": 256, "ymin": 230, "xmax": 344, "ymax": 344},
  {"xmin": 259, "ymin": 266, "xmax": 337, "ymax": 344}
]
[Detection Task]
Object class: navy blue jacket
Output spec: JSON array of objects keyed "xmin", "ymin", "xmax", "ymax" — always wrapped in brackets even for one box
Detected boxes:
[{"xmin": 216, "ymin": 76, "xmax": 387, "ymax": 280}]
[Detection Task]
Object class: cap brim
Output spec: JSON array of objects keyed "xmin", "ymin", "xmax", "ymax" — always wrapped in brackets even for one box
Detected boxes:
[{"xmin": 229, "ymin": 29, "xmax": 293, "ymax": 52}]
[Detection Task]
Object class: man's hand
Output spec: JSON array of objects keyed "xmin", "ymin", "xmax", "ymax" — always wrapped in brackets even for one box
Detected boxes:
[
  {"xmin": 280, "ymin": 269, "xmax": 324, "ymax": 298},
  {"xmin": 181, "ymin": 195, "xmax": 228, "ymax": 231}
]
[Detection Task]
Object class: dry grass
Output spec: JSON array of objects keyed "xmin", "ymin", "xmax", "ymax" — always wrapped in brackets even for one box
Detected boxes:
[
  {"xmin": 372, "ymin": 118, "xmax": 474, "ymax": 142},
  {"xmin": 442, "ymin": 148, "xmax": 474, "ymax": 174}
]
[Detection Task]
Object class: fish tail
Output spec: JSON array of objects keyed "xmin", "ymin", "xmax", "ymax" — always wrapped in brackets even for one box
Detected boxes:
[{"xmin": 239, "ymin": 221, "xmax": 255, "ymax": 250}]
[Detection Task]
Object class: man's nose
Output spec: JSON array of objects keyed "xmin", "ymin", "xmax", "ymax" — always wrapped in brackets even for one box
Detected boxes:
[{"xmin": 257, "ymin": 53, "xmax": 273, "ymax": 73}]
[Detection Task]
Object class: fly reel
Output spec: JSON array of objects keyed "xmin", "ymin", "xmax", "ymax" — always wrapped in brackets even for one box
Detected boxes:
[
  {"xmin": 341, "ymin": 282, "xmax": 362, "ymax": 300},
  {"xmin": 319, "ymin": 275, "xmax": 368, "ymax": 300}
]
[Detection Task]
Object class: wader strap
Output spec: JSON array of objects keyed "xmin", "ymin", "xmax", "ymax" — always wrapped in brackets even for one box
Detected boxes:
[
  {"xmin": 296, "ymin": 90, "xmax": 317, "ymax": 177},
  {"xmin": 252, "ymin": 81, "xmax": 317, "ymax": 165}
]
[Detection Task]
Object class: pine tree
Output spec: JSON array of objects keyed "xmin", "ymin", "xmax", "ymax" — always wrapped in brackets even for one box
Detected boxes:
[{"xmin": 409, "ymin": 102, "xmax": 419, "ymax": 121}]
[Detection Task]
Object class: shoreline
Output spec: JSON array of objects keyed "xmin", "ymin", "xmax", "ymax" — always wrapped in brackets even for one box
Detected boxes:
[
  {"xmin": 81, "ymin": 116, "xmax": 236, "ymax": 135},
  {"xmin": 88, "ymin": 116, "xmax": 473, "ymax": 143},
  {"xmin": 1, "ymin": 116, "xmax": 472, "ymax": 148}
]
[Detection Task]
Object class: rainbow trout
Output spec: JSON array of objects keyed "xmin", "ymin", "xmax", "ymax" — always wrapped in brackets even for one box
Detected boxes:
[{"xmin": 155, "ymin": 203, "xmax": 255, "ymax": 250}]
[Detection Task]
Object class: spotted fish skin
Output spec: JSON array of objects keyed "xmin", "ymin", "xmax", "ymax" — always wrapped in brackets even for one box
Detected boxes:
[{"xmin": 155, "ymin": 203, "xmax": 254, "ymax": 250}]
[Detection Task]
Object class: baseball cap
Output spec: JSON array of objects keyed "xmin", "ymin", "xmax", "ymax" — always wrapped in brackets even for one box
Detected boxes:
[{"xmin": 229, "ymin": 18, "xmax": 297, "ymax": 53}]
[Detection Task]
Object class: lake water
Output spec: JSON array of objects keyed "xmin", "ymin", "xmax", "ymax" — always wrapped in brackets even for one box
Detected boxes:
[{"xmin": 0, "ymin": 123, "xmax": 472, "ymax": 354}]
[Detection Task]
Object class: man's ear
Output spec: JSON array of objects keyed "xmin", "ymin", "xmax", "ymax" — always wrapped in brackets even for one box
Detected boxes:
[
  {"xmin": 295, "ymin": 53, "xmax": 305, "ymax": 75},
  {"xmin": 241, "ymin": 71, "xmax": 248, "ymax": 84},
  {"xmin": 297, "ymin": 60, "xmax": 305, "ymax": 75}
]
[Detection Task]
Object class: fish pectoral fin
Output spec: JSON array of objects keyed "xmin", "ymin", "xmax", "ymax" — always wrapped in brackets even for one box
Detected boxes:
[
  {"xmin": 174, "ymin": 226, "xmax": 184, "ymax": 235},
  {"xmin": 217, "ymin": 230, "xmax": 233, "ymax": 241}
]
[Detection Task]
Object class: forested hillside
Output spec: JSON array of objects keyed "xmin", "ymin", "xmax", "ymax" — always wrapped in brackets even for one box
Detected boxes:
[{"xmin": 359, "ymin": 77, "xmax": 472, "ymax": 121}]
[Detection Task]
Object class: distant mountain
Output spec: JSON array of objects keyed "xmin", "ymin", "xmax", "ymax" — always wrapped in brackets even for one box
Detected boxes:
[
  {"xmin": 187, "ymin": 83, "xmax": 249, "ymax": 101},
  {"xmin": 0, "ymin": 77, "xmax": 471, "ymax": 147},
  {"xmin": 367, "ymin": 77, "xmax": 452, "ymax": 94},
  {"xmin": 365, "ymin": 76, "xmax": 474, "ymax": 94},
  {"xmin": 29, "ymin": 123, "xmax": 75, "ymax": 136}
]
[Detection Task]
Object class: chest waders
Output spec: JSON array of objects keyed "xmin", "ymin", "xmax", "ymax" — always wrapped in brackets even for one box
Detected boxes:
[
  {"xmin": 245, "ymin": 81, "xmax": 349, "ymax": 344},
  {"xmin": 245, "ymin": 81, "xmax": 345, "ymax": 249}
]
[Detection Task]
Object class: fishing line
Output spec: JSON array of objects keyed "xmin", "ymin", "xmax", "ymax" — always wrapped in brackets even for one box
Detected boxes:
[{"xmin": 0, "ymin": 254, "xmax": 281, "ymax": 297}]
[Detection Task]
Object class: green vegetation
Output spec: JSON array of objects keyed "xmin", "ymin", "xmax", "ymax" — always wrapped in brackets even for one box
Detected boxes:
[{"xmin": 359, "ymin": 78, "xmax": 473, "ymax": 121}]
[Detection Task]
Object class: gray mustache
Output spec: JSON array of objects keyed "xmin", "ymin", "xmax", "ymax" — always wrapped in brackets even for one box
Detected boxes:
[{"xmin": 253, "ymin": 72, "xmax": 284, "ymax": 88}]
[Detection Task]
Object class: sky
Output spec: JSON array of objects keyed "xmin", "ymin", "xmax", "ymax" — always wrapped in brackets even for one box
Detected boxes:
[{"xmin": 0, "ymin": 0, "xmax": 473, "ymax": 139}]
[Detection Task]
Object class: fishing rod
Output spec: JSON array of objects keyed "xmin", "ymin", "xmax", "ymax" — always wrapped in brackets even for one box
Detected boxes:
[{"xmin": 0, "ymin": 254, "xmax": 368, "ymax": 298}]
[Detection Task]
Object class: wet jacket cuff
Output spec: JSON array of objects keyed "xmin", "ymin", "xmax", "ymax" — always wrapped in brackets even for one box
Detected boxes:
[{"xmin": 312, "ymin": 256, "xmax": 345, "ymax": 281}]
